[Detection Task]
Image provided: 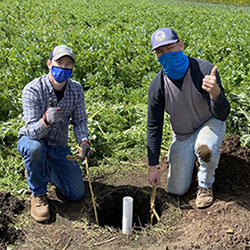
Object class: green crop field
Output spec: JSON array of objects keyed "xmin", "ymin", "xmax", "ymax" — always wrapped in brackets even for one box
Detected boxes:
[{"xmin": 0, "ymin": 0, "xmax": 249, "ymax": 194}]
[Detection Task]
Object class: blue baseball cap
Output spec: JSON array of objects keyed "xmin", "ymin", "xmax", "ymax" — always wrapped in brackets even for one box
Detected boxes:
[
  {"xmin": 49, "ymin": 45, "xmax": 75, "ymax": 62},
  {"xmin": 151, "ymin": 28, "xmax": 179, "ymax": 51}
]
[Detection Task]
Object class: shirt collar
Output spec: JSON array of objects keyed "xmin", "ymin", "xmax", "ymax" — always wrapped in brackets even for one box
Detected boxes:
[
  {"xmin": 44, "ymin": 74, "xmax": 54, "ymax": 94},
  {"xmin": 44, "ymin": 74, "xmax": 71, "ymax": 93}
]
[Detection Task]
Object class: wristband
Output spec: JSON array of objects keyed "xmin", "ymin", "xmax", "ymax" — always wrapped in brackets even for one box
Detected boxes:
[
  {"xmin": 80, "ymin": 139, "xmax": 90, "ymax": 147},
  {"xmin": 42, "ymin": 113, "xmax": 50, "ymax": 126},
  {"xmin": 41, "ymin": 118, "xmax": 50, "ymax": 129}
]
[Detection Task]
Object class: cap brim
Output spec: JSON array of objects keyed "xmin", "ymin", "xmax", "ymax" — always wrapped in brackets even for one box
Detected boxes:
[{"xmin": 151, "ymin": 39, "xmax": 178, "ymax": 51}]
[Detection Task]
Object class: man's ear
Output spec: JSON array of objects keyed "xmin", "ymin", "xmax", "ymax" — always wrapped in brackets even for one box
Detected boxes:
[
  {"xmin": 153, "ymin": 50, "xmax": 158, "ymax": 58},
  {"xmin": 47, "ymin": 59, "xmax": 52, "ymax": 70},
  {"xmin": 179, "ymin": 40, "xmax": 184, "ymax": 50}
]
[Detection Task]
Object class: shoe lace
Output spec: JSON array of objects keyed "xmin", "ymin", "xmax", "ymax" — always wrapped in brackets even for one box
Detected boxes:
[
  {"xmin": 198, "ymin": 187, "xmax": 212, "ymax": 195},
  {"xmin": 35, "ymin": 195, "xmax": 48, "ymax": 205}
]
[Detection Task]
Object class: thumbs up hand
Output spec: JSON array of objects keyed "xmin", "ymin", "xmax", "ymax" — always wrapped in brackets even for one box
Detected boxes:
[{"xmin": 202, "ymin": 66, "xmax": 221, "ymax": 101}]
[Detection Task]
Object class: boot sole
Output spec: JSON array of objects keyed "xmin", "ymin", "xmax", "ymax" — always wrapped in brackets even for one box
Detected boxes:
[
  {"xmin": 31, "ymin": 211, "xmax": 50, "ymax": 222},
  {"xmin": 196, "ymin": 199, "xmax": 214, "ymax": 209}
]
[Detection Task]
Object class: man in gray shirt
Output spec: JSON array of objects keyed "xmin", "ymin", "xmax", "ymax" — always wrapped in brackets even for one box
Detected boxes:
[{"xmin": 147, "ymin": 28, "xmax": 230, "ymax": 208}]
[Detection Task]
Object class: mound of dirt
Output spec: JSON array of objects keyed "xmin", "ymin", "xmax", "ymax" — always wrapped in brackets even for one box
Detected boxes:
[
  {"xmin": 215, "ymin": 136, "xmax": 250, "ymax": 203},
  {"xmin": 166, "ymin": 135, "xmax": 250, "ymax": 249},
  {"xmin": 0, "ymin": 192, "xmax": 25, "ymax": 250}
]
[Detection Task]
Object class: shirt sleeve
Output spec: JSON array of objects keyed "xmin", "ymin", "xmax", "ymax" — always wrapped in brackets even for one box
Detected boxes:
[
  {"xmin": 147, "ymin": 72, "xmax": 165, "ymax": 166},
  {"xmin": 209, "ymin": 70, "xmax": 230, "ymax": 121},
  {"xmin": 71, "ymin": 85, "xmax": 88, "ymax": 145},
  {"xmin": 22, "ymin": 82, "xmax": 49, "ymax": 139}
]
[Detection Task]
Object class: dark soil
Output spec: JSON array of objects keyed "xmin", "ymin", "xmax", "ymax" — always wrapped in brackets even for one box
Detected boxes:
[
  {"xmin": 0, "ymin": 192, "xmax": 25, "ymax": 250},
  {"xmin": 1, "ymin": 135, "xmax": 250, "ymax": 249}
]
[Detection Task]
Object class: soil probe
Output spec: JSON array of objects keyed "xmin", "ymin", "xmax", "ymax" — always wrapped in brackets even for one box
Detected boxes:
[
  {"xmin": 84, "ymin": 156, "xmax": 99, "ymax": 225},
  {"xmin": 150, "ymin": 183, "xmax": 160, "ymax": 225},
  {"xmin": 66, "ymin": 147, "xmax": 99, "ymax": 225}
]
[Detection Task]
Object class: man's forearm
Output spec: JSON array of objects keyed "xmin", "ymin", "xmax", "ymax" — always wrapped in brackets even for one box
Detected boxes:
[{"xmin": 25, "ymin": 119, "xmax": 49, "ymax": 139}]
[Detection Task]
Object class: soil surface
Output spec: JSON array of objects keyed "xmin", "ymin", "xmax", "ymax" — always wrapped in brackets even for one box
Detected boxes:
[
  {"xmin": 0, "ymin": 192, "xmax": 25, "ymax": 250},
  {"xmin": 1, "ymin": 136, "xmax": 250, "ymax": 250}
]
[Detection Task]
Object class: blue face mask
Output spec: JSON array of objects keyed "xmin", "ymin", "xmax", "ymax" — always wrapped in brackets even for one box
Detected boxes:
[
  {"xmin": 158, "ymin": 51, "xmax": 189, "ymax": 80},
  {"xmin": 51, "ymin": 66, "xmax": 72, "ymax": 83}
]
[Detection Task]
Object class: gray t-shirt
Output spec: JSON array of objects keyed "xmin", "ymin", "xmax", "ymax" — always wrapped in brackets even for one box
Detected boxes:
[{"xmin": 164, "ymin": 68, "xmax": 212, "ymax": 140}]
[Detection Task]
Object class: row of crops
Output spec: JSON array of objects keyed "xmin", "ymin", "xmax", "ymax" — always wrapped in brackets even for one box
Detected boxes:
[{"xmin": 0, "ymin": 0, "xmax": 249, "ymax": 193}]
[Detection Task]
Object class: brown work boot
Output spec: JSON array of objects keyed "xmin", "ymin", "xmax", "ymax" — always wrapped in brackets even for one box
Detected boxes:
[
  {"xmin": 196, "ymin": 186, "xmax": 214, "ymax": 209},
  {"xmin": 31, "ymin": 194, "xmax": 50, "ymax": 222}
]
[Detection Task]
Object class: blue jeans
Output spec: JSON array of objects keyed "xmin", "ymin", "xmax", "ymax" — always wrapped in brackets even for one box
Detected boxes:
[
  {"xmin": 167, "ymin": 118, "xmax": 226, "ymax": 195},
  {"xmin": 17, "ymin": 136, "xmax": 84, "ymax": 200}
]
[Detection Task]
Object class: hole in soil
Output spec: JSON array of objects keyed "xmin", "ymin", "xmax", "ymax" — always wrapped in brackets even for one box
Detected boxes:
[{"xmin": 96, "ymin": 186, "xmax": 164, "ymax": 230}]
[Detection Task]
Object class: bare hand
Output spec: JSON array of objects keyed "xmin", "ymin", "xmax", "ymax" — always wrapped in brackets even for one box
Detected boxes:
[
  {"xmin": 202, "ymin": 66, "xmax": 220, "ymax": 101},
  {"xmin": 148, "ymin": 166, "xmax": 161, "ymax": 187}
]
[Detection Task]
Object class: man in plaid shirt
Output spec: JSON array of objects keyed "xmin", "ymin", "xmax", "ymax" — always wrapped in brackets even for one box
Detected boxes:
[{"xmin": 17, "ymin": 45, "xmax": 91, "ymax": 222}]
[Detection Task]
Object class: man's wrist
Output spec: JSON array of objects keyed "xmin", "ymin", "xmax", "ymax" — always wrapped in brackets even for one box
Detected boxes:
[
  {"xmin": 41, "ymin": 118, "xmax": 50, "ymax": 129},
  {"xmin": 210, "ymin": 86, "xmax": 221, "ymax": 101},
  {"xmin": 149, "ymin": 165, "xmax": 160, "ymax": 170},
  {"xmin": 42, "ymin": 113, "xmax": 50, "ymax": 126}
]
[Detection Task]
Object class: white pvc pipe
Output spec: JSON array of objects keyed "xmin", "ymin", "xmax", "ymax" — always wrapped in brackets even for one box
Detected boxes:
[{"xmin": 122, "ymin": 196, "xmax": 133, "ymax": 234}]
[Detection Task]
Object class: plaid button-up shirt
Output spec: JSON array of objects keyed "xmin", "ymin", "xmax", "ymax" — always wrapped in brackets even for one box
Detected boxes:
[{"xmin": 18, "ymin": 74, "xmax": 88, "ymax": 146}]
